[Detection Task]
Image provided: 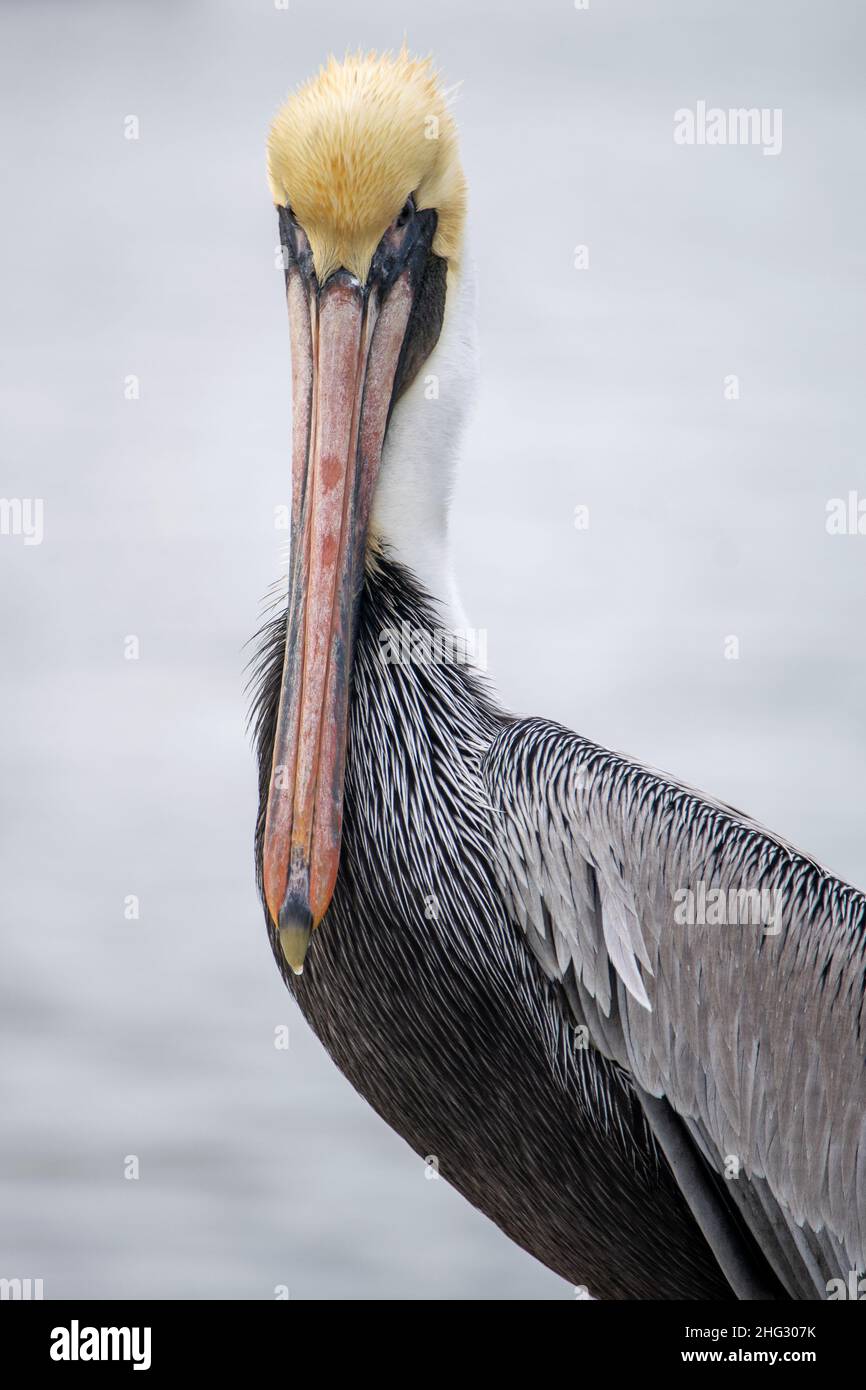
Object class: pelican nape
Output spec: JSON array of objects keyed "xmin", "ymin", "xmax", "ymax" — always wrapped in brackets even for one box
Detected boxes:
[{"xmin": 251, "ymin": 50, "xmax": 866, "ymax": 1300}]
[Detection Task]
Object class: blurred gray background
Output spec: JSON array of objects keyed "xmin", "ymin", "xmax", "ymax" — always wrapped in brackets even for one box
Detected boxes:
[{"xmin": 1, "ymin": 0, "xmax": 864, "ymax": 1299}]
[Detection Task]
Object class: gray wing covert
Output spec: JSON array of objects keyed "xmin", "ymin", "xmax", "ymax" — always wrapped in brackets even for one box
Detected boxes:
[{"xmin": 483, "ymin": 717, "xmax": 866, "ymax": 1296}]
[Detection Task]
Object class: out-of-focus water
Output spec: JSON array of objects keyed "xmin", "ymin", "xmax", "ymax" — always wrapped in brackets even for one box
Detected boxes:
[{"xmin": 1, "ymin": 0, "xmax": 864, "ymax": 1298}]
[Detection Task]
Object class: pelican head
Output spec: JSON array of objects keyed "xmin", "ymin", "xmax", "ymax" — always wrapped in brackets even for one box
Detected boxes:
[{"xmin": 261, "ymin": 50, "xmax": 468, "ymax": 974}]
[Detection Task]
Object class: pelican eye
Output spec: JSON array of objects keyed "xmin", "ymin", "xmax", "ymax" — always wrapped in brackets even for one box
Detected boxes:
[{"xmin": 395, "ymin": 196, "xmax": 415, "ymax": 229}]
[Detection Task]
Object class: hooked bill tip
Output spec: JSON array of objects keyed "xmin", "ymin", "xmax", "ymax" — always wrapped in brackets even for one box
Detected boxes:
[{"xmin": 278, "ymin": 907, "xmax": 313, "ymax": 976}]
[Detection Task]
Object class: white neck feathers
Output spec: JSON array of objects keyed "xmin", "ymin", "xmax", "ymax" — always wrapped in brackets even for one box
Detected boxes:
[{"xmin": 368, "ymin": 257, "xmax": 478, "ymax": 633}]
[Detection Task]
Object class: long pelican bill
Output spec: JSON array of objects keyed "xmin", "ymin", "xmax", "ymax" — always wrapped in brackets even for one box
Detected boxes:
[{"xmin": 262, "ymin": 203, "xmax": 437, "ymax": 974}]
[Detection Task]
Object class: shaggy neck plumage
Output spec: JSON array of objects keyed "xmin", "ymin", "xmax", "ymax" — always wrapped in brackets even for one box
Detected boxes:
[{"xmin": 250, "ymin": 557, "xmax": 731, "ymax": 1299}]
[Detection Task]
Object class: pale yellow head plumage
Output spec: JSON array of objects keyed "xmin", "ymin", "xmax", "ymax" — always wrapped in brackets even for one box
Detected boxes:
[{"xmin": 267, "ymin": 49, "xmax": 466, "ymax": 285}]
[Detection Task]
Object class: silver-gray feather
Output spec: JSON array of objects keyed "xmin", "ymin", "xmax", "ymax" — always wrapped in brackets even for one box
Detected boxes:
[{"xmin": 485, "ymin": 718, "xmax": 866, "ymax": 1294}]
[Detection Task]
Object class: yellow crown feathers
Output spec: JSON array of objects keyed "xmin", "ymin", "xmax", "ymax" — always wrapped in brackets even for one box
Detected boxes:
[{"xmin": 267, "ymin": 48, "xmax": 467, "ymax": 285}]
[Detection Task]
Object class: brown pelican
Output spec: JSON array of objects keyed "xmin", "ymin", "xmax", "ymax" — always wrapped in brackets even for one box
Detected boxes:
[{"xmin": 251, "ymin": 50, "xmax": 866, "ymax": 1299}]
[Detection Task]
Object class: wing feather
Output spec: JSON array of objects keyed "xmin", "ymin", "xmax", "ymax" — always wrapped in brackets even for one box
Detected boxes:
[{"xmin": 484, "ymin": 717, "xmax": 866, "ymax": 1286}]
